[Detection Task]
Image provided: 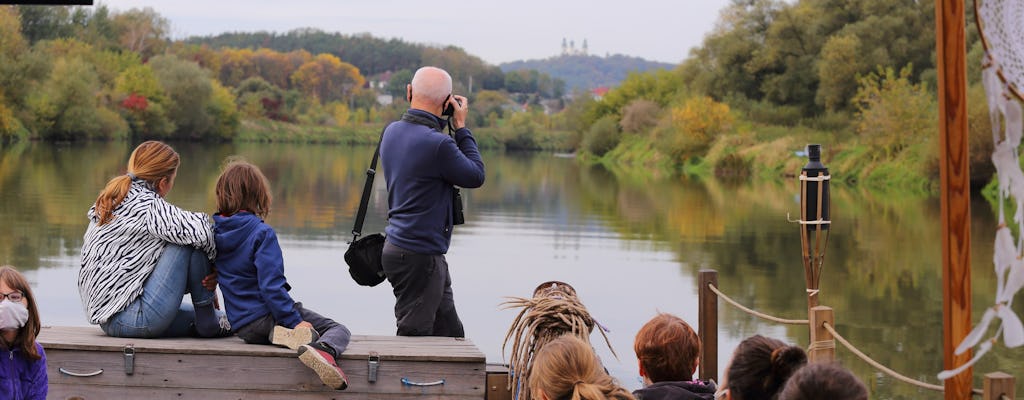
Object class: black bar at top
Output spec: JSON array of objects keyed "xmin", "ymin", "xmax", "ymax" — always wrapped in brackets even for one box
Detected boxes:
[{"xmin": 0, "ymin": 1, "xmax": 94, "ymax": 5}]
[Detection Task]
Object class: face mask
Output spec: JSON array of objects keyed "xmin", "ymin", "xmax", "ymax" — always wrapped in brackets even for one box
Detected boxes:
[{"xmin": 0, "ymin": 300, "xmax": 29, "ymax": 330}]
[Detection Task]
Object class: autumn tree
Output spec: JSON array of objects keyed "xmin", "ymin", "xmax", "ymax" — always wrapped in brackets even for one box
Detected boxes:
[
  {"xmin": 114, "ymin": 64, "xmax": 173, "ymax": 136},
  {"xmin": 290, "ymin": 53, "xmax": 365, "ymax": 104},
  {"xmin": 149, "ymin": 55, "xmax": 215, "ymax": 139}
]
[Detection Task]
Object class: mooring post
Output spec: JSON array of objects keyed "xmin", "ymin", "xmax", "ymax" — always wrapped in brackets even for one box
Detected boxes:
[
  {"xmin": 808, "ymin": 306, "xmax": 835, "ymax": 363},
  {"xmin": 983, "ymin": 372, "xmax": 1015, "ymax": 400},
  {"xmin": 698, "ymin": 269, "xmax": 718, "ymax": 382}
]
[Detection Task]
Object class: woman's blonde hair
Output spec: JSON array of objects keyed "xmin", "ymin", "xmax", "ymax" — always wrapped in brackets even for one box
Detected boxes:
[
  {"xmin": 215, "ymin": 159, "xmax": 272, "ymax": 218},
  {"xmin": 529, "ymin": 335, "xmax": 635, "ymax": 400},
  {"xmin": 94, "ymin": 141, "xmax": 180, "ymax": 225},
  {"xmin": 0, "ymin": 266, "xmax": 42, "ymax": 361}
]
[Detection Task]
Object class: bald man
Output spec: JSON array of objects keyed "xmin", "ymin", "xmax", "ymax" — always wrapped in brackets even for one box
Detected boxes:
[{"xmin": 379, "ymin": 66, "xmax": 485, "ymax": 337}]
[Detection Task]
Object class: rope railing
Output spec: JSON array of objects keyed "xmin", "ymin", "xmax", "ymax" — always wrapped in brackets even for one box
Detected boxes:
[
  {"xmin": 705, "ymin": 280, "xmax": 1006, "ymax": 397},
  {"xmin": 823, "ymin": 322, "xmax": 985, "ymax": 396},
  {"xmin": 707, "ymin": 283, "xmax": 809, "ymax": 325}
]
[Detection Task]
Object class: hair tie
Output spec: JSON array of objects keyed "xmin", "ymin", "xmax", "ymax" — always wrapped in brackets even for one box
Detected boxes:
[{"xmin": 126, "ymin": 172, "xmax": 137, "ymax": 180}]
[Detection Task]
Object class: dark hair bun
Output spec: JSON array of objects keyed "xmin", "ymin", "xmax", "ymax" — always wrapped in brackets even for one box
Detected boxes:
[{"xmin": 768, "ymin": 346, "xmax": 808, "ymax": 388}]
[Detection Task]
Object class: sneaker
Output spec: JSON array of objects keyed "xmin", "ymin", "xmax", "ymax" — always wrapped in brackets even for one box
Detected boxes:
[
  {"xmin": 270, "ymin": 325, "xmax": 319, "ymax": 350},
  {"xmin": 298, "ymin": 342, "xmax": 348, "ymax": 390}
]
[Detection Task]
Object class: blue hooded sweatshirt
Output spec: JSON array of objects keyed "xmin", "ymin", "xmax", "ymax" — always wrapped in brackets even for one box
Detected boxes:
[
  {"xmin": 0, "ymin": 342, "xmax": 47, "ymax": 400},
  {"xmin": 213, "ymin": 212, "xmax": 301, "ymax": 330},
  {"xmin": 380, "ymin": 109, "xmax": 485, "ymax": 254}
]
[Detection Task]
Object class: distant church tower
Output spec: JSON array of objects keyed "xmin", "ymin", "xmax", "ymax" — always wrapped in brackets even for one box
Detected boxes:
[
  {"xmin": 562, "ymin": 38, "xmax": 568, "ymax": 56},
  {"xmin": 582, "ymin": 39, "xmax": 588, "ymax": 56}
]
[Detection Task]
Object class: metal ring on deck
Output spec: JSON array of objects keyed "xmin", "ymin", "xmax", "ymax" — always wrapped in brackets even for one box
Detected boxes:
[
  {"xmin": 401, "ymin": 377, "xmax": 446, "ymax": 387},
  {"xmin": 59, "ymin": 367, "xmax": 104, "ymax": 377}
]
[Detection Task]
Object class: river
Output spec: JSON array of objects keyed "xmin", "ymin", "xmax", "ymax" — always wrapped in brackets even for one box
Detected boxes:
[{"xmin": 0, "ymin": 140, "xmax": 1021, "ymax": 399}]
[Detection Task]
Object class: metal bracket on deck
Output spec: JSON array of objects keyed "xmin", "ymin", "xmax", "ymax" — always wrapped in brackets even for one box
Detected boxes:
[
  {"xmin": 368, "ymin": 351, "xmax": 380, "ymax": 383},
  {"xmin": 123, "ymin": 344, "xmax": 135, "ymax": 375}
]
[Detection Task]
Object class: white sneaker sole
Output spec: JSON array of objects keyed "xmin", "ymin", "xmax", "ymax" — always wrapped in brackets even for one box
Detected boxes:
[{"xmin": 270, "ymin": 326, "xmax": 318, "ymax": 350}]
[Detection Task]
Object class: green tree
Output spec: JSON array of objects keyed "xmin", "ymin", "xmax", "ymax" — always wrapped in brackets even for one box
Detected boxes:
[
  {"xmin": 30, "ymin": 57, "xmax": 126, "ymax": 140},
  {"xmin": 386, "ymin": 69, "xmax": 413, "ymax": 99},
  {"xmin": 149, "ymin": 55, "xmax": 213, "ymax": 139},
  {"xmin": 582, "ymin": 115, "xmax": 620, "ymax": 156},
  {"xmin": 852, "ymin": 66, "xmax": 936, "ymax": 159},
  {"xmin": 816, "ymin": 34, "xmax": 864, "ymax": 111}
]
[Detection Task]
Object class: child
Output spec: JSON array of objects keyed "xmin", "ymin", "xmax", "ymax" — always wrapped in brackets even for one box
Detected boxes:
[
  {"xmin": 530, "ymin": 335, "xmax": 635, "ymax": 400},
  {"xmin": 632, "ymin": 313, "xmax": 715, "ymax": 400},
  {"xmin": 212, "ymin": 160, "xmax": 351, "ymax": 390},
  {"xmin": 714, "ymin": 335, "xmax": 807, "ymax": 400},
  {"xmin": 0, "ymin": 265, "xmax": 47, "ymax": 399},
  {"xmin": 779, "ymin": 363, "xmax": 868, "ymax": 400}
]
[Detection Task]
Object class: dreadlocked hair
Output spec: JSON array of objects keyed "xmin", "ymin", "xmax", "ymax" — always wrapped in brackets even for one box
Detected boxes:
[{"xmin": 501, "ymin": 281, "xmax": 617, "ymax": 400}]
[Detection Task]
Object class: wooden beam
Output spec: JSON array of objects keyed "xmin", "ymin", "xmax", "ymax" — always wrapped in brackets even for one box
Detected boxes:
[
  {"xmin": 935, "ymin": 0, "xmax": 972, "ymax": 398},
  {"xmin": 698, "ymin": 270, "xmax": 718, "ymax": 382}
]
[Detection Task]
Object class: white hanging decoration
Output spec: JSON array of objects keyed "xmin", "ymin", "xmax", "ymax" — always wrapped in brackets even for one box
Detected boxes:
[{"xmin": 939, "ymin": 0, "xmax": 1024, "ymax": 380}]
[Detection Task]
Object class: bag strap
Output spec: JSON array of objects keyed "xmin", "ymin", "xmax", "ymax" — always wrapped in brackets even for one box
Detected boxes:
[{"xmin": 351, "ymin": 125, "xmax": 387, "ymax": 242}]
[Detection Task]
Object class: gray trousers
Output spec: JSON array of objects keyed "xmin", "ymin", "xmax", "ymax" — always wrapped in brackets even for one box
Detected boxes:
[
  {"xmin": 381, "ymin": 241, "xmax": 464, "ymax": 337},
  {"xmin": 235, "ymin": 302, "xmax": 351, "ymax": 358}
]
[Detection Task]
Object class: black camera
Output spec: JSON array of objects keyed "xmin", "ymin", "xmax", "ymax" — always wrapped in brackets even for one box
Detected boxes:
[
  {"xmin": 442, "ymin": 96, "xmax": 462, "ymax": 117},
  {"xmin": 452, "ymin": 187, "xmax": 465, "ymax": 225}
]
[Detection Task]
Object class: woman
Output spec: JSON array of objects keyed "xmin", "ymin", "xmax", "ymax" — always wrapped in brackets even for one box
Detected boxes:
[
  {"xmin": 529, "ymin": 335, "xmax": 635, "ymax": 400},
  {"xmin": 0, "ymin": 266, "xmax": 47, "ymax": 399},
  {"xmin": 79, "ymin": 141, "xmax": 227, "ymax": 338},
  {"xmin": 714, "ymin": 335, "xmax": 807, "ymax": 400}
]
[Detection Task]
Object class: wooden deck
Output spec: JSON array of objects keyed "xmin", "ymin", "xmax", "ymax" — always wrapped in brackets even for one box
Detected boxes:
[{"xmin": 40, "ymin": 325, "xmax": 489, "ymax": 399}]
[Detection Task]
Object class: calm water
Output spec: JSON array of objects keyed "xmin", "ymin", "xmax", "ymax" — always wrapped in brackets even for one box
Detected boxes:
[{"xmin": 1, "ymin": 140, "xmax": 1022, "ymax": 399}]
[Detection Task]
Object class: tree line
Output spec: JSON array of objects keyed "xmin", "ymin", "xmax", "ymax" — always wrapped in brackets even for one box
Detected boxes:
[{"xmin": 0, "ymin": 5, "xmax": 568, "ymax": 145}]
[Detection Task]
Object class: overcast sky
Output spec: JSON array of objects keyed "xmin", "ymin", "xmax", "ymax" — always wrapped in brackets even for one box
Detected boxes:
[{"xmin": 97, "ymin": 0, "xmax": 732, "ymax": 66}]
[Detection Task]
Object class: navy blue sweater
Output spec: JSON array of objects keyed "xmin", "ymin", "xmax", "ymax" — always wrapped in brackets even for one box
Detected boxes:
[
  {"xmin": 213, "ymin": 212, "xmax": 301, "ymax": 330},
  {"xmin": 381, "ymin": 109, "xmax": 485, "ymax": 254}
]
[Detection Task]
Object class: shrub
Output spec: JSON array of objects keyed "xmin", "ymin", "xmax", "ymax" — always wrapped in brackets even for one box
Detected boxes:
[{"xmin": 583, "ymin": 115, "xmax": 621, "ymax": 156}]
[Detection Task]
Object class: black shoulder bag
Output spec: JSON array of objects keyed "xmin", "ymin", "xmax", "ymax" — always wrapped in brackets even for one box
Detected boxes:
[{"xmin": 343, "ymin": 128, "xmax": 387, "ymax": 287}]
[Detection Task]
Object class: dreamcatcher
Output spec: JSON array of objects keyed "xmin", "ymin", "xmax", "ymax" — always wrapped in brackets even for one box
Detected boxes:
[{"xmin": 938, "ymin": 0, "xmax": 1024, "ymax": 380}]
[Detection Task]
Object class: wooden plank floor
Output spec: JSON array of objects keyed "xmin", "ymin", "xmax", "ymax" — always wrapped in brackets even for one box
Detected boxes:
[{"xmin": 39, "ymin": 325, "xmax": 486, "ymax": 362}]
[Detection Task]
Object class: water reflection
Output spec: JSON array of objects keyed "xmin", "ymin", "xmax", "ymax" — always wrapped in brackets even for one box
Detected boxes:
[{"xmin": 0, "ymin": 141, "xmax": 1021, "ymax": 399}]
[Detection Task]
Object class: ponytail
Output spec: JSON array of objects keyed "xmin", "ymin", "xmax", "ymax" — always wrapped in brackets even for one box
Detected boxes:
[
  {"xmin": 530, "ymin": 335, "xmax": 635, "ymax": 400},
  {"xmin": 93, "ymin": 141, "xmax": 180, "ymax": 226},
  {"xmin": 94, "ymin": 175, "xmax": 134, "ymax": 225}
]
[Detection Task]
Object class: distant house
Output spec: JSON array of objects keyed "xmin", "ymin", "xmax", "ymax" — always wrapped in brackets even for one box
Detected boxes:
[
  {"xmin": 376, "ymin": 94, "xmax": 393, "ymax": 106},
  {"xmin": 592, "ymin": 87, "xmax": 609, "ymax": 100}
]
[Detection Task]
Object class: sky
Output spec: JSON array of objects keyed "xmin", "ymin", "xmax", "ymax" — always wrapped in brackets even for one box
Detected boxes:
[{"xmin": 97, "ymin": 0, "xmax": 733, "ymax": 66}]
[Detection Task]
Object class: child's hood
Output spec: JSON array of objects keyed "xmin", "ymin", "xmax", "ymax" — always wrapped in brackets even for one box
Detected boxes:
[{"xmin": 213, "ymin": 212, "xmax": 263, "ymax": 253}]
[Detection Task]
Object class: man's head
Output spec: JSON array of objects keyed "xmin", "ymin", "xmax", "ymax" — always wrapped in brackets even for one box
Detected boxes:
[
  {"xmin": 634, "ymin": 313, "xmax": 700, "ymax": 383},
  {"xmin": 407, "ymin": 66, "xmax": 453, "ymax": 115}
]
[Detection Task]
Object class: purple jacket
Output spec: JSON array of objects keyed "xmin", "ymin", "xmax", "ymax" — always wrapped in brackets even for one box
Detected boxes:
[{"xmin": 0, "ymin": 342, "xmax": 47, "ymax": 400}]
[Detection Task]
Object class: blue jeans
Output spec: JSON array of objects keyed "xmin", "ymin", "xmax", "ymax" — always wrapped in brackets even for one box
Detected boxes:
[{"xmin": 100, "ymin": 244, "xmax": 221, "ymax": 338}]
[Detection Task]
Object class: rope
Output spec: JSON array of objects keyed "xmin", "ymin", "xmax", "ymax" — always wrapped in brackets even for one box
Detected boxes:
[
  {"xmin": 823, "ymin": 322, "xmax": 947, "ymax": 392},
  {"xmin": 707, "ymin": 284, "xmax": 809, "ymax": 325}
]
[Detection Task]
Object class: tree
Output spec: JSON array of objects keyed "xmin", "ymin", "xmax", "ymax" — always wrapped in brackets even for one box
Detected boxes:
[
  {"xmin": 816, "ymin": 34, "xmax": 864, "ymax": 111},
  {"xmin": 149, "ymin": 55, "xmax": 214, "ymax": 139},
  {"xmin": 114, "ymin": 64, "xmax": 173, "ymax": 136},
  {"xmin": 620, "ymin": 99, "xmax": 662, "ymax": 134},
  {"xmin": 112, "ymin": 7, "xmax": 168, "ymax": 59},
  {"xmin": 386, "ymin": 69, "xmax": 413, "ymax": 99},
  {"xmin": 290, "ymin": 53, "xmax": 365, "ymax": 104},
  {"xmin": 30, "ymin": 57, "xmax": 127, "ymax": 140}
]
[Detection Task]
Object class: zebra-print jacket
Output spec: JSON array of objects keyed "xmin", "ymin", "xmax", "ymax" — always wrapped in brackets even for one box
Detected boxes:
[{"xmin": 78, "ymin": 179, "xmax": 216, "ymax": 325}]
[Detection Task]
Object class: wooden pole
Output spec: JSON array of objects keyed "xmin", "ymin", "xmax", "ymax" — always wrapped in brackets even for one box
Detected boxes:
[
  {"xmin": 935, "ymin": 0, "xmax": 972, "ymax": 398},
  {"xmin": 698, "ymin": 270, "xmax": 718, "ymax": 383},
  {"xmin": 983, "ymin": 372, "xmax": 1015, "ymax": 400},
  {"xmin": 808, "ymin": 306, "xmax": 835, "ymax": 363}
]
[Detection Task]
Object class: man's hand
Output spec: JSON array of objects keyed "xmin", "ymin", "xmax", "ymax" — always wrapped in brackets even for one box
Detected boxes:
[{"xmin": 450, "ymin": 95, "xmax": 469, "ymax": 130}]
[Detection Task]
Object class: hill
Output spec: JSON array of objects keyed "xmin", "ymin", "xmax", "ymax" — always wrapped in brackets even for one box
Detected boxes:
[{"xmin": 500, "ymin": 54, "xmax": 676, "ymax": 91}]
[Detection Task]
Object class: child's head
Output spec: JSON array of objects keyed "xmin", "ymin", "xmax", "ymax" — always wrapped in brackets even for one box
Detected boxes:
[
  {"xmin": 778, "ymin": 363, "xmax": 868, "ymax": 400},
  {"xmin": 529, "ymin": 335, "xmax": 635, "ymax": 400},
  {"xmin": 0, "ymin": 265, "xmax": 42, "ymax": 360},
  {"xmin": 215, "ymin": 159, "xmax": 272, "ymax": 218},
  {"xmin": 634, "ymin": 312, "xmax": 700, "ymax": 383},
  {"xmin": 718, "ymin": 335, "xmax": 807, "ymax": 400}
]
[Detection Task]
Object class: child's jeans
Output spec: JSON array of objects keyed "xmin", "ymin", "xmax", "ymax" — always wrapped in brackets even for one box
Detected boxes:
[{"xmin": 235, "ymin": 302, "xmax": 352, "ymax": 358}]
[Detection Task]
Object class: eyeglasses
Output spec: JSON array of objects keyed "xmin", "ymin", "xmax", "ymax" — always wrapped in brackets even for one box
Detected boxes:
[{"xmin": 0, "ymin": 291, "xmax": 24, "ymax": 302}]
